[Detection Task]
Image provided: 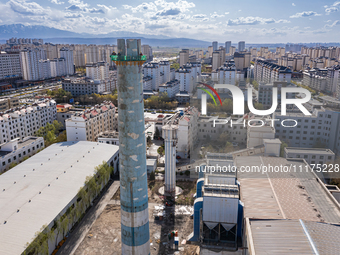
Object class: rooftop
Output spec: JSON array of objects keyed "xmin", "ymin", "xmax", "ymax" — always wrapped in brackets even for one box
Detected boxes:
[
  {"xmin": 285, "ymin": 147, "xmax": 335, "ymax": 155},
  {"xmin": 235, "ymin": 156, "xmax": 340, "ymax": 223},
  {"xmin": 0, "ymin": 141, "xmax": 119, "ymax": 255}
]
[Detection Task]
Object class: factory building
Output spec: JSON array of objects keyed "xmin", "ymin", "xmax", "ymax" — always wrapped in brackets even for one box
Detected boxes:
[{"xmin": 0, "ymin": 141, "xmax": 119, "ymax": 255}]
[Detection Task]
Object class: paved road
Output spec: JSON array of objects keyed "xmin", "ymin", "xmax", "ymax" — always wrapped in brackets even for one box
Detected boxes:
[{"xmin": 57, "ymin": 180, "xmax": 120, "ymax": 255}]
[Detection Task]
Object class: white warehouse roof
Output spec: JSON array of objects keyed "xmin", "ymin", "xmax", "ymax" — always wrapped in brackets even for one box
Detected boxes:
[{"xmin": 0, "ymin": 141, "xmax": 119, "ymax": 255}]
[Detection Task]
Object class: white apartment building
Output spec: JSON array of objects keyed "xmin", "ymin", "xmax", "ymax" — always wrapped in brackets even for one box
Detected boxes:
[
  {"xmin": 85, "ymin": 44, "xmax": 100, "ymax": 63},
  {"xmin": 0, "ymin": 137, "xmax": 45, "ymax": 173},
  {"xmin": 254, "ymin": 59, "xmax": 292, "ymax": 84},
  {"xmin": 0, "ymin": 99, "xmax": 57, "ymax": 144},
  {"xmin": 175, "ymin": 67, "xmax": 193, "ymax": 93},
  {"xmin": 159, "ymin": 61, "xmax": 171, "ymax": 83},
  {"xmin": 62, "ymin": 77, "xmax": 105, "ymax": 96},
  {"xmin": 284, "ymin": 147, "xmax": 335, "ymax": 166},
  {"xmin": 66, "ymin": 101, "xmax": 116, "ymax": 142},
  {"xmin": 0, "ymin": 97, "xmax": 19, "ymax": 112},
  {"xmin": 60, "ymin": 47, "xmax": 74, "ymax": 75},
  {"xmin": 302, "ymin": 69, "xmax": 328, "ymax": 92},
  {"xmin": 20, "ymin": 48, "xmax": 50, "ymax": 81},
  {"xmin": 143, "ymin": 76, "xmax": 153, "ymax": 90},
  {"xmin": 86, "ymin": 61, "xmax": 109, "ymax": 80},
  {"xmin": 143, "ymin": 62, "xmax": 160, "ymax": 90},
  {"xmin": 183, "ymin": 62, "xmax": 201, "ymax": 83},
  {"xmin": 159, "ymin": 79, "xmax": 180, "ymax": 98},
  {"xmin": 50, "ymin": 58, "xmax": 66, "ymax": 78},
  {"xmin": 0, "ymin": 52, "xmax": 22, "ymax": 80}
]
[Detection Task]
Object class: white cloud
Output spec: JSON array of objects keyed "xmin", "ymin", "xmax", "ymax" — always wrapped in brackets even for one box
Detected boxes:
[
  {"xmin": 226, "ymin": 16, "xmax": 290, "ymax": 26},
  {"xmin": 325, "ymin": 20, "xmax": 340, "ymax": 27},
  {"xmin": 123, "ymin": 2, "xmax": 157, "ymax": 13},
  {"xmin": 191, "ymin": 14, "xmax": 209, "ymax": 21},
  {"xmin": 50, "ymin": 0, "xmax": 64, "ymax": 4},
  {"xmin": 225, "ymin": 12, "xmax": 229, "ymax": 15},
  {"xmin": 292, "ymin": 3, "xmax": 296, "ymax": 6},
  {"xmin": 97, "ymin": 4, "xmax": 117, "ymax": 12},
  {"xmin": 324, "ymin": 1, "xmax": 340, "ymax": 14},
  {"xmin": 210, "ymin": 12, "xmax": 224, "ymax": 19},
  {"xmin": 290, "ymin": 11, "xmax": 321, "ymax": 18},
  {"xmin": 8, "ymin": 0, "xmax": 49, "ymax": 15}
]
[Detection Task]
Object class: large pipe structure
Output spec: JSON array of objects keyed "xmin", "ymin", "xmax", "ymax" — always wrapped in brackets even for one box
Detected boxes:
[
  {"xmin": 162, "ymin": 124, "xmax": 178, "ymax": 195},
  {"xmin": 111, "ymin": 39, "xmax": 150, "ymax": 255}
]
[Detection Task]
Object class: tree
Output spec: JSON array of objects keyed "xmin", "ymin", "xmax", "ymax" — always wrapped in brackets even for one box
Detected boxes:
[
  {"xmin": 280, "ymin": 141, "xmax": 288, "ymax": 157},
  {"xmin": 252, "ymin": 80, "xmax": 259, "ymax": 90},
  {"xmin": 171, "ymin": 63, "xmax": 180, "ymax": 70},
  {"xmin": 157, "ymin": 146, "xmax": 164, "ymax": 156},
  {"xmin": 154, "ymin": 127, "xmax": 160, "ymax": 138},
  {"xmin": 149, "ymin": 171, "xmax": 155, "ymax": 181},
  {"xmin": 147, "ymin": 136, "xmax": 152, "ymax": 147}
]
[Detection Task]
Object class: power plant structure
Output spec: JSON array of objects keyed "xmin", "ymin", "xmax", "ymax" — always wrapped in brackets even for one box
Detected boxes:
[
  {"xmin": 162, "ymin": 124, "xmax": 178, "ymax": 195},
  {"xmin": 111, "ymin": 39, "xmax": 150, "ymax": 255}
]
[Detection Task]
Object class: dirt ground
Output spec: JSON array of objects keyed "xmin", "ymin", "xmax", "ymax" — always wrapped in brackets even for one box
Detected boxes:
[{"xmin": 74, "ymin": 202, "xmax": 198, "ymax": 255}]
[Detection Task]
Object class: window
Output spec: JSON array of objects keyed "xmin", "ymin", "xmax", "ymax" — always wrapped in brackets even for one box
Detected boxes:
[{"xmin": 320, "ymin": 156, "xmax": 324, "ymax": 159}]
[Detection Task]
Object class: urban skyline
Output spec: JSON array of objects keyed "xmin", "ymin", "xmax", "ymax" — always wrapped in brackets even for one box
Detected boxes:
[{"xmin": 0, "ymin": 0, "xmax": 339, "ymax": 42}]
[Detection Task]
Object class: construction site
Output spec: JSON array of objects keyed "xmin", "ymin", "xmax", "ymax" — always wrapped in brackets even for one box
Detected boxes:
[{"xmin": 74, "ymin": 186, "xmax": 198, "ymax": 255}]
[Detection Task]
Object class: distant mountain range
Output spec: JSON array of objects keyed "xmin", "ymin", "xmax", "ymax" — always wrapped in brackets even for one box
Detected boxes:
[
  {"xmin": 0, "ymin": 24, "xmax": 211, "ymax": 47},
  {"xmin": 1, "ymin": 24, "xmax": 339, "ymax": 48}
]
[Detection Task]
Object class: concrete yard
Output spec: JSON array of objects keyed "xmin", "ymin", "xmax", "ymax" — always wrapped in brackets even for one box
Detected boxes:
[{"xmin": 74, "ymin": 202, "xmax": 197, "ymax": 255}]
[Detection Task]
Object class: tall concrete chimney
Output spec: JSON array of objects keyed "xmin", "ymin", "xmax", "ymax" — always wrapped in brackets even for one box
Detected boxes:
[{"xmin": 112, "ymin": 39, "xmax": 150, "ymax": 255}]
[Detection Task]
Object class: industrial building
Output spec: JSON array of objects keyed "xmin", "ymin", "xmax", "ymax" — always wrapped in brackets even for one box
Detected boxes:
[{"xmin": 0, "ymin": 141, "xmax": 119, "ymax": 255}]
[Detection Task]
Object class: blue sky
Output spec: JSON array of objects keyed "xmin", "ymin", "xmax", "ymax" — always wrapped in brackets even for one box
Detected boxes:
[{"xmin": 0, "ymin": 0, "xmax": 339, "ymax": 43}]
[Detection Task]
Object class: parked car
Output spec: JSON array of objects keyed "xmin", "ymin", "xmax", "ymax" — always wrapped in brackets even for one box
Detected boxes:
[{"xmin": 176, "ymin": 155, "xmax": 181, "ymax": 159}]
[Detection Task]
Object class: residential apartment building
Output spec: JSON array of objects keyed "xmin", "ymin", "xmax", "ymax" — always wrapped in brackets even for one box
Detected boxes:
[
  {"xmin": 284, "ymin": 147, "xmax": 335, "ymax": 166},
  {"xmin": 175, "ymin": 67, "xmax": 193, "ymax": 93},
  {"xmin": 0, "ymin": 99, "xmax": 57, "ymax": 144},
  {"xmin": 60, "ymin": 47, "xmax": 74, "ymax": 75},
  {"xmin": 86, "ymin": 61, "xmax": 109, "ymax": 80},
  {"xmin": 141, "ymin": 45, "xmax": 153, "ymax": 61},
  {"xmin": 50, "ymin": 58, "xmax": 66, "ymax": 78},
  {"xmin": 62, "ymin": 77, "xmax": 105, "ymax": 96},
  {"xmin": 179, "ymin": 49, "xmax": 189, "ymax": 67},
  {"xmin": 0, "ymin": 137, "xmax": 45, "ymax": 173},
  {"xmin": 143, "ymin": 62, "xmax": 160, "ymax": 90},
  {"xmin": 143, "ymin": 76, "xmax": 153, "ymax": 90},
  {"xmin": 0, "ymin": 97, "xmax": 19, "ymax": 112},
  {"xmin": 20, "ymin": 48, "xmax": 49, "ymax": 81},
  {"xmin": 225, "ymin": 41, "xmax": 231, "ymax": 54},
  {"xmin": 159, "ymin": 61, "xmax": 171, "ymax": 83},
  {"xmin": 234, "ymin": 52, "xmax": 251, "ymax": 70},
  {"xmin": 238, "ymin": 41, "xmax": 245, "ymax": 52},
  {"xmin": 212, "ymin": 41, "xmax": 218, "ymax": 51},
  {"xmin": 0, "ymin": 51, "xmax": 22, "ymax": 80},
  {"xmin": 66, "ymin": 101, "xmax": 116, "ymax": 142},
  {"xmin": 254, "ymin": 59, "xmax": 292, "ymax": 84},
  {"xmin": 159, "ymin": 79, "xmax": 180, "ymax": 98},
  {"xmin": 302, "ymin": 68, "xmax": 328, "ymax": 93},
  {"xmin": 257, "ymin": 81, "xmax": 295, "ymax": 107}
]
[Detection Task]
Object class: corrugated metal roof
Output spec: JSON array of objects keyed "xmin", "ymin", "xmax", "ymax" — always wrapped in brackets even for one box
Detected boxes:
[
  {"xmin": 235, "ymin": 156, "xmax": 340, "ymax": 223},
  {"xmin": 303, "ymin": 220, "xmax": 340, "ymax": 255},
  {"xmin": 249, "ymin": 219, "xmax": 314, "ymax": 255},
  {"xmin": 0, "ymin": 141, "xmax": 119, "ymax": 255}
]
